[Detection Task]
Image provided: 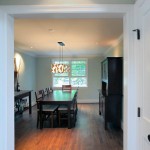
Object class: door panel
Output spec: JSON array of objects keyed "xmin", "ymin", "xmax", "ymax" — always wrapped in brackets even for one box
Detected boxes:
[
  {"xmin": 142, "ymin": 118, "xmax": 150, "ymax": 149},
  {"xmin": 140, "ymin": 1, "xmax": 150, "ymax": 149},
  {"xmin": 143, "ymin": 139, "xmax": 150, "ymax": 150}
]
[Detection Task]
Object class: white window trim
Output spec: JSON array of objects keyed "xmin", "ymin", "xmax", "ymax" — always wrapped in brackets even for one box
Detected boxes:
[{"xmin": 52, "ymin": 58, "xmax": 88, "ymax": 88}]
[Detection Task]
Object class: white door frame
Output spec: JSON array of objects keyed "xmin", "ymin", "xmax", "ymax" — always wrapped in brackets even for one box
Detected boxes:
[
  {"xmin": 134, "ymin": 0, "xmax": 150, "ymax": 149},
  {"xmin": 0, "ymin": 4, "xmax": 137, "ymax": 150}
]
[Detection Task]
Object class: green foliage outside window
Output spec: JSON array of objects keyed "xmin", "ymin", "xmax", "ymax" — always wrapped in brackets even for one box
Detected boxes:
[
  {"xmin": 71, "ymin": 61, "xmax": 86, "ymax": 76},
  {"xmin": 52, "ymin": 60, "xmax": 87, "ymax": 87}
]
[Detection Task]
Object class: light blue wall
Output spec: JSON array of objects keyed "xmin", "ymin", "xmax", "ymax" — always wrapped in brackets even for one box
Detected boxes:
[
  {"xmin": 36, "ymin": 57, "xmax": 102, "ymax": 102},
  {"xmin": 78, "ymin": 57, "xmax": 102, "ymax": 102},
  {"xmin": 15, "ymin": 51, "xmax": 37, "ymax": 105},
  {"xmin": 15, "ymin": 44, "xmax": 123, "ymax": 104},
  {"xmin": 36, "ymin": 57, "xmax": 52, "ymax": 89},
  {"xmin": 14, "ymin": 52, "xmax": 102, "ymax": 103}
]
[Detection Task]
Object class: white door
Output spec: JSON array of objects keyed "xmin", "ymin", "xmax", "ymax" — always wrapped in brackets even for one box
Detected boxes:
[{"xmin": 137, "ymin": 0, "xmax": 150, "ymax": 149}]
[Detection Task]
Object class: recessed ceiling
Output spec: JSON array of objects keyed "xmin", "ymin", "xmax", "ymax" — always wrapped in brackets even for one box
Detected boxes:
[{"xmin": 15, "ymin": 18, "xmax": 123, "ymax": 57}]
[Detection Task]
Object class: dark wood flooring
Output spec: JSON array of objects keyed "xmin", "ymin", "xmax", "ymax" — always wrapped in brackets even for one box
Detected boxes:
[{"xmin": 15, "ymin": 104, "xmax": 123, "ymax": 150}]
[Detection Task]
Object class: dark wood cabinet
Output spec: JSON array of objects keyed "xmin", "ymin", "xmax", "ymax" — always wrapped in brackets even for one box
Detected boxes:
[{"xmin": 99, "ymin": 57, "xmax": 123, "ymax": 130}]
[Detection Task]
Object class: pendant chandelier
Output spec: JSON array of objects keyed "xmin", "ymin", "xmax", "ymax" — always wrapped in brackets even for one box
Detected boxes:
[{"xmin": 51, "ymin": 42, "xmax": 70, "ymax": 73}]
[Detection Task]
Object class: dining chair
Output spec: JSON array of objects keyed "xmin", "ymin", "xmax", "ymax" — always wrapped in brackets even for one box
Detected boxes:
[
  {"xmin": 35, "ymin": 89, "xmax": 58, "ymax": 128},
  {"xmin": 62, "ymin": 84, "xmax": 72, "ymax": 91},
  {"xmin": 74, "ymin": 90, "xmax": 78, "ymax": 113},
  {"xmin": 58, "ymin": 91, "xmax": 78, "ymax": 127},
  {"xmin": 43, "ymin": 88, "xmax": 49, "ymax": 96},
  {"xmin": 47, "ymin": 86, "xmax": 53, "ymax": 94}
]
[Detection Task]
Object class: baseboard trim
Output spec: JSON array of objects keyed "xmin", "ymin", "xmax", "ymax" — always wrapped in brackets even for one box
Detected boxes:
[{"xmin": 78, "ymin": 99, "xmax": 99, "ymax": 103}]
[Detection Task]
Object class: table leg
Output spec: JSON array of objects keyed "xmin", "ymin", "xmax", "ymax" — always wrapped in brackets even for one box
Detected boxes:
[
  {"xmin": 29, "ymin": 92, "xmax": 32, "ymax": 114},
  {"xmin": 68, "ymin": 104, "xmax": 71, "ymax": 129}
]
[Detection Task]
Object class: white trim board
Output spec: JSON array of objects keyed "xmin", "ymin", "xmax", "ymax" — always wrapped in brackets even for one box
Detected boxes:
[{"xmin": 78, "ymin": 99, "xmax": 99, "ymax": 103}]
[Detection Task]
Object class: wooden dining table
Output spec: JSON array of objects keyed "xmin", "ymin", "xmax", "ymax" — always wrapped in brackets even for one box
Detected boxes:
[{"xmin": 36, "ymin": 90, "xmax": 77, "ymax": 129}]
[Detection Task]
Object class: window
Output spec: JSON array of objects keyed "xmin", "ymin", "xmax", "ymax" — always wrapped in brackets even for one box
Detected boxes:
[{"xmin": 52, "ymin": 59, "xmax": 88, "ymax": 87}]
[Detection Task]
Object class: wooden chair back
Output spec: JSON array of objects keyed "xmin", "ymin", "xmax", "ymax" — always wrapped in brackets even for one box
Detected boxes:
[
  {"xmin": 62, "ymin": 85, "xmax": 72, "ymax": 91},
  {"xmin": 35, "ymin": 89, "xmax": 44, "ymax": 100},
  {"xmin": 47, "ymin": 87, "xmax": 53, "ymax": 94},
  {"xmin": 43, "ymin": 88, "xmax": 49, "ymax": 96},
  {"xmin": 74, "ymin": 90, "xmax": 78, "ymax": 111},
  {"xmin": 35, "ymin": 89, "xmax": 44, "ymax": 110}
]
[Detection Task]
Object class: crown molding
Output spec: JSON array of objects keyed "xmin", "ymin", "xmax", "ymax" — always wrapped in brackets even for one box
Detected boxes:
[
  {"xmin": 15, "ymin": 48, "xmax": 37, "ymax": 57},
  {"xmin": 103, "ymin": 34, "xmax": 123, "ymax": 56},
  {"xmin": 0, "ymin": 4, "xmax": 133, "ymax": 15}
]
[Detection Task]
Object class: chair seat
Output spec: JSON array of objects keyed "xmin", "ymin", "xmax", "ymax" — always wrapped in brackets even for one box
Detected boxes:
[
  {"xmin": 36, "ymin": 104, "xmax": 58, "ymax": 128},
  {"xmin": 58, "ymin": 88, "xmax": 78, "ymax": 128},
  {"xmin": 58, "ymin": 105, "xmax": 74, "ymax": 111},
  {"xmin": 37, "ymin": 105, "xmax": 58, "ymax": 112},
  {"xmin": 44, "ymin": 105, "xmax": 58, "ymax": 111},
  {"xmin": 35, "ymin": 89, "xmax": 59, "ymax": 128}
]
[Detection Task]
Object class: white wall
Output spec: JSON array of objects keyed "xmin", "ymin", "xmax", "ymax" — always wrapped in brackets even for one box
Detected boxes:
[{"xmin": 36, "ymin": 57, "xmax": 102, "ymax": 103}]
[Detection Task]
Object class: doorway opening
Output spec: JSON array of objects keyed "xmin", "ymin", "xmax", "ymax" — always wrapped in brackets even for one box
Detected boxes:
[{"xmin": 0, "ymin": 5, "xmax": 136, "ymax": 150}]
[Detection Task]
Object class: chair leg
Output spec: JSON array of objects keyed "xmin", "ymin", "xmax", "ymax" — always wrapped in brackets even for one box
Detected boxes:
[
  {"xmin": 37, "ymin": 113, "xmax": 44, "ymax": 128},
  {"xmin": 58, "ymin": 111, "xmax": 61, "ymax": 127},
  {"xmin": 75, "ymin": 112, "xmax": 77, "ymax": 122},
  {"xmin": 73, "ymin": 112, "xmax": 76, "ymax": 127},
  {"xmin": 75, "ymin": 109, "xmax": 77, "ymax": 121},
  {"xmin": 51, "ymin": 112, "xmax": 54, "ymax": 128},
  {"xmin": 56, "ymin": 110, "xmax": 59, "ymax": 124},
  {"xmin": 37, "ymin": 112, "xmax": 39, "ymax": 128},
  {"xmin": 76, "ymin": 103, "xmax": 78, "ymax": 112}
]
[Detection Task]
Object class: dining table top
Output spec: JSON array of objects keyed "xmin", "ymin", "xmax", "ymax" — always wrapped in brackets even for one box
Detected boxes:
[{"xmin": 36, "ymin": 90, "xmax": 77, "ymax": 104}]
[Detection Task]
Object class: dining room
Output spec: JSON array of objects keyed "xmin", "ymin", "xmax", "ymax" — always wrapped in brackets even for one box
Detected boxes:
[
  {"xmin": 1, "ymin": 0, "xmax": 146, "ymax": 149},
  {"xmin": 14, "ymin": 16, "xmax": 123, "ymax": 150}
]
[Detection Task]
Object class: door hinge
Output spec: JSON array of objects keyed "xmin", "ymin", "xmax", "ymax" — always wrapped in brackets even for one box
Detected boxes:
[{"xmin": 137, "ymin": 107, "xmax": 140, "ymax": 117}]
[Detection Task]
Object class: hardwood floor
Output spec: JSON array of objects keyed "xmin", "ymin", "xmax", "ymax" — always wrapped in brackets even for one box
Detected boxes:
[{"xmin": 15, "ymin": 104, "xmax": 123, "ymax": 150}]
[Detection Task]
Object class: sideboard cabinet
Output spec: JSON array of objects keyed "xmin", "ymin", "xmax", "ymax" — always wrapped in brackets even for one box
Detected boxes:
[{"xmin": 99, "ymin": 57, "xmax": 123, "ymax": 130}]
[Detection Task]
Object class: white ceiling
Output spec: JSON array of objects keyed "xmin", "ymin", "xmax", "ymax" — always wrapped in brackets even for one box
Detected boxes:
[
  {"xmin": 1, "ymin": 1, "xmax": 133, "ymax": 58},
  {"xmin": 12, "ymin": 0, "xmax": 126, "ymax": 58},
  {"xmin": 14, "ymin": 18, "xmax": 123, "ymax": 57},
  {"xmin": 0, "ymin": 0, "xmax": 136, "ymax": 5}
]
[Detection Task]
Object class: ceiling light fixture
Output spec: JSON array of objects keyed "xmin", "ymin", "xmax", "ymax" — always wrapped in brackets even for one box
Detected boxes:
[
  {"xmin": 48, "ymin": 29, "xmax": 55, "ymax": 32},
  {"xmin": 51, "ymin": 42, "xmax": 70, "ymax": 73}
]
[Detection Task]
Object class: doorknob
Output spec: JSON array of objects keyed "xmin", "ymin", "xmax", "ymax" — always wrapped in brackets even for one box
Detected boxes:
[{"xmin": 148, "ymin": 135, "xmax": 150, "ymax": 142}]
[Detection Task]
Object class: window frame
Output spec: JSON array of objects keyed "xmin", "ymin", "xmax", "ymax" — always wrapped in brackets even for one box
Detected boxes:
[{"xmin": 52, "ymin": 58, "xmax": 88, "ymax": 88}]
